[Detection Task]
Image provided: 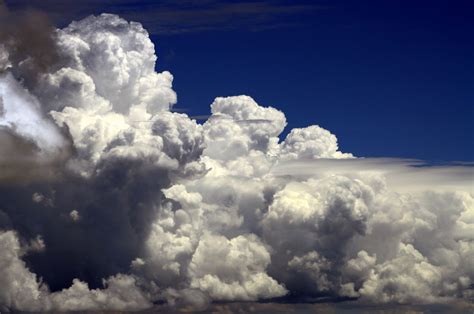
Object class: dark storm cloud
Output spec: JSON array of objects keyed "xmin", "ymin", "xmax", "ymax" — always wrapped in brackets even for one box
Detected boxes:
[
  {"xmin": 0, "ymin": 1, "xmax": 63, "ymax": 86},
  {"xmin": 0, "ymin": 127, "xmax": 42, "ymax": 180},
  {"xmin": 0, "ymin": 159, "xmax": 171, "ymax": 291},
  {"xmin": 0, "ymin": 72, "xmax": 71, "ymax": 184}
]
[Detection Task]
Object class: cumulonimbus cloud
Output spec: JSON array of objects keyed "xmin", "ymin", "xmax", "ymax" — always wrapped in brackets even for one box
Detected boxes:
[{"xmin": 0, "ymin": 13, "xmax": 472, "ymax": 312}]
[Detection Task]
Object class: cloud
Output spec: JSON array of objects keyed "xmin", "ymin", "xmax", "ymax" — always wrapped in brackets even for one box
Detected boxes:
[
  {"xmin": 0, "ymin": 12, "xmax": 472, "ymax": 312},
  {"xmin": 280, "ymin": 125, "xmax": 354, "ymax": 161},
  {"xmin": 203, "ymin": 95, "xmax": 286, "ymax": 162},
  {"xmin": 0, "ymin": 72, "xmax": 70, "ymax": 183},
  {"xmin": 270, "ymin": 158, "xmax": 474, "ymax": 193},
  {"xmin": 5, "ymin": 0, "xmax": 327, "ymax": 35},
  {"xmin": 0, "ymin": 230, "xmax": 150, "ymax": 312},
  {"xmin": 188, "ymin": 233, "xmax": 287, "ymax": 301},
  {"xmin": 0, "ymin": 73, "xmax": 66, "ymax": 154},
  {"xmin": 0, "ymin": 4, "xmax": 63, "ymax": 88}
]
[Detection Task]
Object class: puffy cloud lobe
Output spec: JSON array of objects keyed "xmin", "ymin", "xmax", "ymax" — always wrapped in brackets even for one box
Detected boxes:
[
  {"xmin": 144, "ymin": 199, "xmax": 196, "ymax": 282},
  {"xmin": 40, "ymin": 13, "xmax": 176, "ymax": 114},
  {"xmin": 203, "ymin": 95, "xmax": 286, "ymax": 161},
  {"xmin": 340, "ymin": 191, "xmax": 474, "ymax": 303},
  {"xmin": 199, "ymin": 95, "xmax": 289, "ymax": 179},
  {"xmin": 151, "ymin": 111, "xmax": 205, "ymax": 166},
  {"xmin": 31, "ymin": 14, "xmax": 202, "ymax": 176},
  {"xmin": 354, "ymin": 243, "xmax": 446, "ymax": 303},
  {"xmin": 210, "ymin": 95, "xmax": 286, "ymax": 140},
  {"xmin": 288, "ymin": 251, "xmax": 332, "ymax": 292},
  {"xmin": 48, "ymin": 275, "xmax": 150, "ymax": 311},
  {"xmin": 262, "ymin": 176, "xmax": 372, "ymax": 254},
  {"xmin": 280, "ymin": 125, "xmax": 353, "ymax": 161},
  {"xmin": 0, "ymin": 231, "xmax": 47, "ymax": 312},
  {"xmin": 94, "ymin": 111, "xmax": 204, "ymax": 172},
  {"xmin": 142, "ymin": 183, "xmax": 283, "ymax": 302},
  {"xmin": 0, "ymin": 13, "xmax": 184, "ymax": 177},
  {"xmin": 260, "ymin": 176, "xmax": 374, "ymax": 296},
  {"xmin": 188, "ymin": 233, "xmax": 287, "ymax": 301}
]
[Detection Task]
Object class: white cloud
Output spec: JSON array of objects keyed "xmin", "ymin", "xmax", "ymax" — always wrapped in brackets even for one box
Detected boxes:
[
  {"xmin": 0, "ymin": 231, "xmax": 47, "ymax": 312},
  {"xmin": 280, "ymin": 125, "xmax": 353, "ymax": 161},
  {"xmin": 188, "ymin": 233, "xmax": 287, "ymax": 301},
  {"xmin": 0, "ymin": 73, "xmax": 67, "ymax": 156}
]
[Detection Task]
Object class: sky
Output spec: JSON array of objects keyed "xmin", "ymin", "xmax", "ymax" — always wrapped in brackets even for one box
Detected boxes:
[{"xmin": 5, "ymin": 0, "xmax": 474, "ymax": 161}]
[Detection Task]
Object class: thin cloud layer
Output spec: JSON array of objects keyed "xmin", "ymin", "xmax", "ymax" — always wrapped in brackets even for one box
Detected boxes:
[
  {"xmin": 0, "ymin": 14, "xmax": 472, "ymax": 312},
  {"xmin": 5, "ymin": 0, "xmax": 325, "ymax": 35}
]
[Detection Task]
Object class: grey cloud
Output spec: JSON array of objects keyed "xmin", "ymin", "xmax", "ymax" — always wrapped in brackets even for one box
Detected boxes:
[
  {"xmin": 0, "ymin": 3, "xmax": 64, "ymax": 87},
  {"xmin": 0, "ymin": 73, "xmax": 71, "ymax": 183},
  {"xmin": 0, "ymin": 230, "xmax": 150, "ymax": 312}
]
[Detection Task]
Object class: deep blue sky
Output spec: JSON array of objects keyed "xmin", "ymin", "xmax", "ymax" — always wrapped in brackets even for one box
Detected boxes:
[{"xmin": 6, "ymin": 0, "xmax": 474, "ymax": 161}]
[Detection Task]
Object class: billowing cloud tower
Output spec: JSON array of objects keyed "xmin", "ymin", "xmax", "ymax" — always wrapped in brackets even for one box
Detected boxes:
[{"xmin": 0, "ymin": 14, "xmax": 472, "ymax": 312}]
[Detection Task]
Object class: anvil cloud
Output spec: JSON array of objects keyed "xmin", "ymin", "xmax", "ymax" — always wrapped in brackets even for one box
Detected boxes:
[{"xmin": 0, "ymin": 14, "xmax": 472, "ymax": 312}]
